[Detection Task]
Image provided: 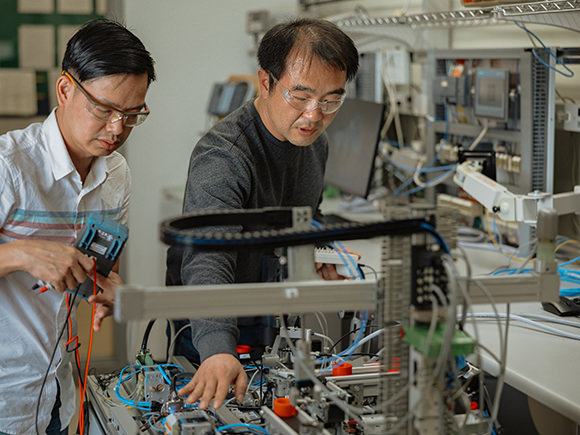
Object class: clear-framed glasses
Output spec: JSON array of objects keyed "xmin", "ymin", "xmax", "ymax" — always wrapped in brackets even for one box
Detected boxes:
[
  {"xmin": 62, "ymin": 71, "xmax": 149, "ymax": 127},
  {"xmin": 270, "ymin": 74, "xmax": 345, "ymax": 115}
]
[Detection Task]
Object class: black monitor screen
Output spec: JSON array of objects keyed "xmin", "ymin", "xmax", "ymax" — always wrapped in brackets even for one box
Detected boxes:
[{"xmin": 324, "ymin": 98, "xmax": 385, "ymax": 198}]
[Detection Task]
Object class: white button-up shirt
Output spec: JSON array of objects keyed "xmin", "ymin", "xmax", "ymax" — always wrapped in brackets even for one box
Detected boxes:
[{"xmin": 0, "ymin": 109, "xmax": 130, "ymax": 434}]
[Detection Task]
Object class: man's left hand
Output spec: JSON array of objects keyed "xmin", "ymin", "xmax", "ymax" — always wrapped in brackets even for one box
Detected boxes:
[{"xmin": 178, "ymin": 353, "xmax": 247, "ymax": 410}]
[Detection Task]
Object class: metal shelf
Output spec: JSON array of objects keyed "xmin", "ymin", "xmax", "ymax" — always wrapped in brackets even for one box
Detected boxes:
[
  {"xmin": 336, "ymin": 1, "xmax": 580, "ymax": 33},
  {"xmin": 501, "ymin": 1, "xmax": 580, "ymax": 32}
]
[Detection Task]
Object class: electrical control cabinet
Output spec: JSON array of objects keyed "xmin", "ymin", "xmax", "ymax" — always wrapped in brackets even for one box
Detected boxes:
[
  {"xmin": 427, "ymin": 48, "xmax": 556, "ymax": 198},
  {"xmin": 424, "ymin": 48, "xmax": 559, "ymax": 249}
]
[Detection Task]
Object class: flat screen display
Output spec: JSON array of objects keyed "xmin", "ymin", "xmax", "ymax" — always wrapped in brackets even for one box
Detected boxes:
[{"xmin": 324, "ymin": 98, "xmax": 385, "ymax": 198}]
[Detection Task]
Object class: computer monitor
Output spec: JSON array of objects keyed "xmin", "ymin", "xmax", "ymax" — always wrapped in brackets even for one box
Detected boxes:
[
  {"xmin": 324, "ymin": 98, "xmax": 385, "ymax": 198},
  {"xmin": 207, "ymin": 81, "xmax": 254, "ymax": 117}
]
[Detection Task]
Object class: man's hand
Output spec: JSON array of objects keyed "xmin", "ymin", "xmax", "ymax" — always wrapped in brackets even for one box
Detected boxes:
[
  {"xmin": 10, "ymin": 239, "xmax": 94, "ymax": 291},
  {"xmin": 89, "ymin": 271, "xmax": 123, "ymax": 331},
  {"xmin": 178, "ymin": 353, "xmax": 247, "ymax": 410},
  {"xmin": 316, "ymin": 262, "xmax": 343, "ymax": 280}
]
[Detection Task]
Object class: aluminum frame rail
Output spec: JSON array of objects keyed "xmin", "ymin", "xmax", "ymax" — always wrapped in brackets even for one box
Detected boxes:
[{"xmin": 336, "ymin": 1, "xmax": 580, "ymax": 32}]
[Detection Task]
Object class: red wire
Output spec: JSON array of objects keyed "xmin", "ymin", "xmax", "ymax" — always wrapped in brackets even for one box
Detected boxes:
[{"xmin": 79, "ymin": 259, "xmax": 97, "ymax": 435}]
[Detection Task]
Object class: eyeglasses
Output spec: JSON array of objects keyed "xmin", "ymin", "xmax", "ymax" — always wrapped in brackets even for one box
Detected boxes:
[
  {"xmin": 62, "ymin": 71, "xmax": 149, "ymax": 127},
  {"xmin": 270, "ymin": 74, "xmax": 345, "ymax": 115}
]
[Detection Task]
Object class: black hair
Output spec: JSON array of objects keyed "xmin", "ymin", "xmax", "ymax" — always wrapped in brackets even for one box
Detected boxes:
[
  {"xmin": 257, "ymin": 18, "xmax": 358, "ymax": 89},
  {"xmin": 62, "ymin": 19, "xmax": 156, "ymax": 86}
]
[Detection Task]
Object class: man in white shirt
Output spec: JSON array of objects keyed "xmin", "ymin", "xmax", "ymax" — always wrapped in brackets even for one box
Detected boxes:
[{"xmin": 0, "ymin": 19, "xmax": 155, "ymax": 435}]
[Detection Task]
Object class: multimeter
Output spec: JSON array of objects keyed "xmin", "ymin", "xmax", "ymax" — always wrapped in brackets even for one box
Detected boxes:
[{"xmin": 71, "ymin": 214, "xmax": 129, "ymax": 300}]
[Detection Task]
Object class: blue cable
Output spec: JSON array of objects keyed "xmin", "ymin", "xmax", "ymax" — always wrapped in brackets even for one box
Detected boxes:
[
  {"xmin": 561, "ymin": 272, "xmax": 580, "ymax": 283},
  {"xmin": 393, "ymin": 168, "xmax": 455, "ymax": 197},
  {"xmin": 174, "ymin": 380, "xmax": 191, "ymax": 390},
  {"xmin": 217, "ymin": 423, "xmax": 271, "ymax": 434},
  {"xmin": 561, "ymin": 275, "xmax": 580, "ymax": 286},
  {"xmin": 158, "ymin": 365, "xmax": 172, "ymax": 385},
  {"xmin": 318, "ymin": 321, "xmax": 368, "ymax": 367},
  {"xmin": 558, "ymin": 255, "xmax": 580, "ymax": 267},
  {"xmin": 514, "ymin": 21, "xmax": 574, "ymax": 77},
  {"xmin": 560, "ymin": 288, "xmax": 580, "ymax": 297},
  {"xmin": 323, "ymin": 321, "xmax": 370, "ymax": 369},
  {"xmin": 114, "ymin": 366, "xmax": 152, "ymax": 410},
  {"xmin": 560, "ymin": 270, "xmax": 580, "ymax": 281},
  {"xmin": 491, "ymin": 268, "xmax": 533, "ymax": 276},
  {"xmin": 561, "ymin": 269, "xmax": 580, "ymax": 276},
  {"xmin": 244, "ymin": 365, "xmax": 259, "ymax": 370},
  {"xmin": 482, "ymin": 410, "xmax": 497, "ymax": 435},
  {"xmin": 391, "ymin": 172, "xmax": 416, "ymax": 196},
  {"xmin": 392, "ymin": 158, "xmax": 448, "ymax": 197},
  {"xmin": 386, "ymin": 158, "xmax": 457, "ymax": 174},
  {"xmin": 419, "ymin": 222, "xmax": 451, "ymax": 255},
  {"xmin": 317, "ymin": 311, "xmax": 370, "ymax": 368},
  {"xmin": 114, "ymin": 364, "xmax": 185, "ymax": 411},
  {"xmin": 420, "ymin": 164, "xmax": 458, "ymax": 173},
  {"xmin": 155, "ymin": 363, "xmax": 184, "ymax": 389},
  {"xmin": 491, "ymin": 269, "xmax": 511, "ymax": 276},
  {"xmin": 148, "ymin": 414, "xmax": 165, "ymax": 432}
]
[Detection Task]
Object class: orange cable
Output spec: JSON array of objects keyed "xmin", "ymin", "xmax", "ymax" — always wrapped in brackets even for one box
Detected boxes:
[
  {"xmin": 65, "ymin": 292, "xmax": 84, "ymax": 432},
  {"xmin": 79, "ymin": 259, "xmax": 97, "ymax": 435},
  {"xmin": 555, "ymin": 238, "xmax": 580, "ymax": 253}
]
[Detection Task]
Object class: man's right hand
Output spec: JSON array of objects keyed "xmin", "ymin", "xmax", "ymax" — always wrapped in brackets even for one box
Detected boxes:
[
  {"xmin": 178, "ymin": 353, "xmax": 247, "ymax": 410},
  {"xmin": 4, "ymin": 239, "xmax": 94, "ymax": 292}
]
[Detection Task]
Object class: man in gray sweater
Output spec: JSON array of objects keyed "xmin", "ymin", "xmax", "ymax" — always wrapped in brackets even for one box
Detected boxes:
[{"xmin": 167, "ymin": 17, "xmax": 359, "ymax": 410}]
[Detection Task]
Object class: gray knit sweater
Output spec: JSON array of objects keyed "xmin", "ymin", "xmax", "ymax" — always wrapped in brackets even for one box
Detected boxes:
[{"xmin": 166, "ymin": 100, "xmax": 328, "ymax": 361}]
